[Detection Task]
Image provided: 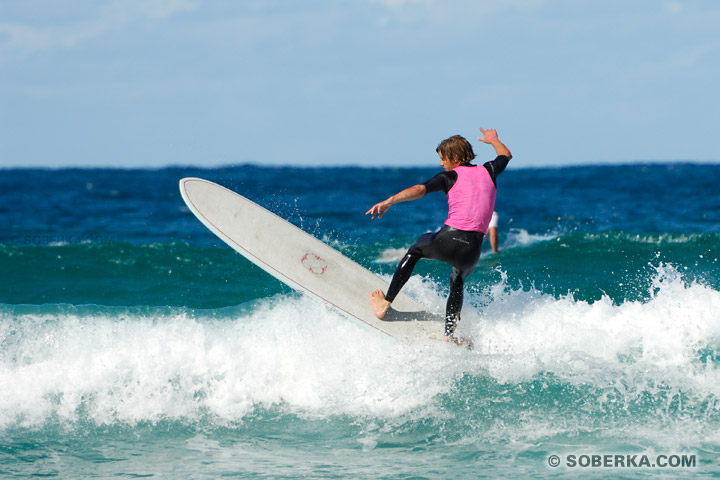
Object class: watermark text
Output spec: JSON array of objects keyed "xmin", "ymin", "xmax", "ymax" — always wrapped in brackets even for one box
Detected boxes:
[{"xmin": 548, "ymin": 453, "xmax": 696, "ymax": 469}]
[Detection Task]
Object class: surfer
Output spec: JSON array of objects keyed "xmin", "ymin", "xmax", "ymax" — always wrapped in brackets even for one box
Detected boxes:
[{"xmin": 366, "ymin": 128, "xmax": 511, "ymax": 344}]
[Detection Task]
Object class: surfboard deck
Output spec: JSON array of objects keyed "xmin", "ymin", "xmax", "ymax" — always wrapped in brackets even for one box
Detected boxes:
[{"xmin": 179, "ymin": 177, "xmax": 444, "ymax": 343}]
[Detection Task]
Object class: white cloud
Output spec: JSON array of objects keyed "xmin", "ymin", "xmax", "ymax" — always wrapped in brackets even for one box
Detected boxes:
[
  {"xmin": 369, "ymin": 0, "xmax": 432, "ymax": 7},
  {"xmin": 140, "ymin": 0, "xmax": 198, "ymax": 19},
  {"xmin": 0, "ymin": 19, "xmax": 111, "ymax": 54},
  {"xmin": 370, "ymin": 0, "xmax": 544, "ymax": 10},
  {"xmin": 0, "ymin": 0, "xmax": 197, "ymax": 55}
]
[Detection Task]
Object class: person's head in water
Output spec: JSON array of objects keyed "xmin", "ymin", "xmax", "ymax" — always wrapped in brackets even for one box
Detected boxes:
[{"xmin": 436, "ymin": 135, "xmax": 476, "ymax": 170}]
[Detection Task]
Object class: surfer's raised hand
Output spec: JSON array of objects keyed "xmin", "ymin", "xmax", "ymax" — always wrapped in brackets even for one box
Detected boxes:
[
  {"xmin": 477, "ymin": 127, "xmax": 499, "ymax": 144},
  {"xmin": 478, "ymin": 127, "xmax": 512, "ymax": 159}
]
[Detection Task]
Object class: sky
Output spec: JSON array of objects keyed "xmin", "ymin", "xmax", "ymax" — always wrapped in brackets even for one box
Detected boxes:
[{"xmin": 1, "ymin": 0, "xmax": 719, "ymax": 168}]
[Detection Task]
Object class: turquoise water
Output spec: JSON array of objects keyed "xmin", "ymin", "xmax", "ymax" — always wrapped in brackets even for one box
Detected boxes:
[{"xmin": 1, "ymin": 164, "xmax": 720, "ymax": 478}]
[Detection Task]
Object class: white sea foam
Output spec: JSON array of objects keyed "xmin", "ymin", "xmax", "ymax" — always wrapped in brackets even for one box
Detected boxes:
[
  {"xmin": 611, "ymin": 232, "xmax": 707, "ymax": 244},
  {"xmin": 501, "ymin": 228, "xmax": 558, "ymax": 249},
  {"xmin": 451, "ymin": 263, "xmax": 720, "ymax": 451},
  {"xmin": 1, "ymin": 263, "xmax": 719, "ymax": 436},
  {"xmin": 374, "ymin": 247, "xmax": 407, "ymax": 264},
  {"xmin": 462, "ymin": 264, "xmax": 720, "ymax": 395},
  {"xmin": 0, "ymin": 295, "xmax": 461, "ymax": 428}
]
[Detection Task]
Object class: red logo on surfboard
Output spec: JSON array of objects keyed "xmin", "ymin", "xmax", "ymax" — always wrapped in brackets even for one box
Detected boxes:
[{"xmin": 301, "ymin": 253, "xmax": 327, "ymax": 274}]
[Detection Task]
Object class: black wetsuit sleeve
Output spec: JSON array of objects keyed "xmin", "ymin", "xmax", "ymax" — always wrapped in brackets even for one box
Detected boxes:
[
  {"xmin": 423, "ymin": 171, "xmax": 457, "ymax": 194},
  {"xmin": 483, "ymin": 155, "xmax": 511, "ymax": 186}
]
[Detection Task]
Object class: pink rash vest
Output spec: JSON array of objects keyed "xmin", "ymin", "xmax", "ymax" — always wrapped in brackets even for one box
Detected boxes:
[{"xmin": 444, "ymin": 165, "xmax": 496, "ymax": 234}]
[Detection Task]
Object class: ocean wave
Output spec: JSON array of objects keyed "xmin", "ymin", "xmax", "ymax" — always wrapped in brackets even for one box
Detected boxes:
[
  {"xmin": 1, "ymin": 263, "xmax": 719, "ymax": 443},
  {"xmin": 464, "ymin": 263, "xmax": 720, "ymax": 376},
  {"xmin": 374, "ymin": 247, "xmax": 408, "ymax": 264},
  {"xmin": 501, "ymin": 228, "xmax": 559, "ymax": 249},
  {"xmin": 563, "ymin": 231, "xmax": 720, "ymax": 246},
  {"xmin": 0, "ymin": 297, "xmax": 458, "ymax": 429}
]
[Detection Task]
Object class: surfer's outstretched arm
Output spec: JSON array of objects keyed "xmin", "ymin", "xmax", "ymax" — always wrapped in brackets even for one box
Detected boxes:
[{"xmin": 366, "ymin": 184, "xmax": 426, "ymax": 219}]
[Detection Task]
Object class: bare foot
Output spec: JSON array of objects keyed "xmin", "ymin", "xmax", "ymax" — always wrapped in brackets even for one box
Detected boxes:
[
  {"xmin": 370, "ymin": 289, "xmax": 391, "ymax": 319},
  {"xmin": 444, "ymin": 335, "xmax": 471, "ymax": 348}
]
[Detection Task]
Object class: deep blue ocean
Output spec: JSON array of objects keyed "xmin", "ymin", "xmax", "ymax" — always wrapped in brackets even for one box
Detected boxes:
[{"xmin": 1, "ymin": 163, "xmax": 719, "ymax": 478}]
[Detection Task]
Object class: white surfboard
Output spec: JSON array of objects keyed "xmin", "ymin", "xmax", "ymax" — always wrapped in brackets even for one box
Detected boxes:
[{"xmin": 179, "ymin": 178, "xmax": 443, "ymax": 343}]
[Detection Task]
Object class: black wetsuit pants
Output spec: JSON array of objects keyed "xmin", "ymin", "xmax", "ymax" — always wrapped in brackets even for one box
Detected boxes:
[{"xmin": 385, "ymin": 225, "xmax": 484, "ymax": 337}]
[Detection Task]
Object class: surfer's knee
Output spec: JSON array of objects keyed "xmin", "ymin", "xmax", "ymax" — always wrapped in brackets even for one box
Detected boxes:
[
  {"xmin": 399, "ymin": 251, "xmax": 422, "ymax": 272},
  {"xmin": 450, "ymin": 268, "xmax": 465, "ymax": 287}
]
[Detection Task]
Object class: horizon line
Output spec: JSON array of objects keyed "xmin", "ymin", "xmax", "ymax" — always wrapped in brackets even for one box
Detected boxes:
[{"xmin": 1, "ymin": 159, "xmax": 718, "ymax": 171}]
